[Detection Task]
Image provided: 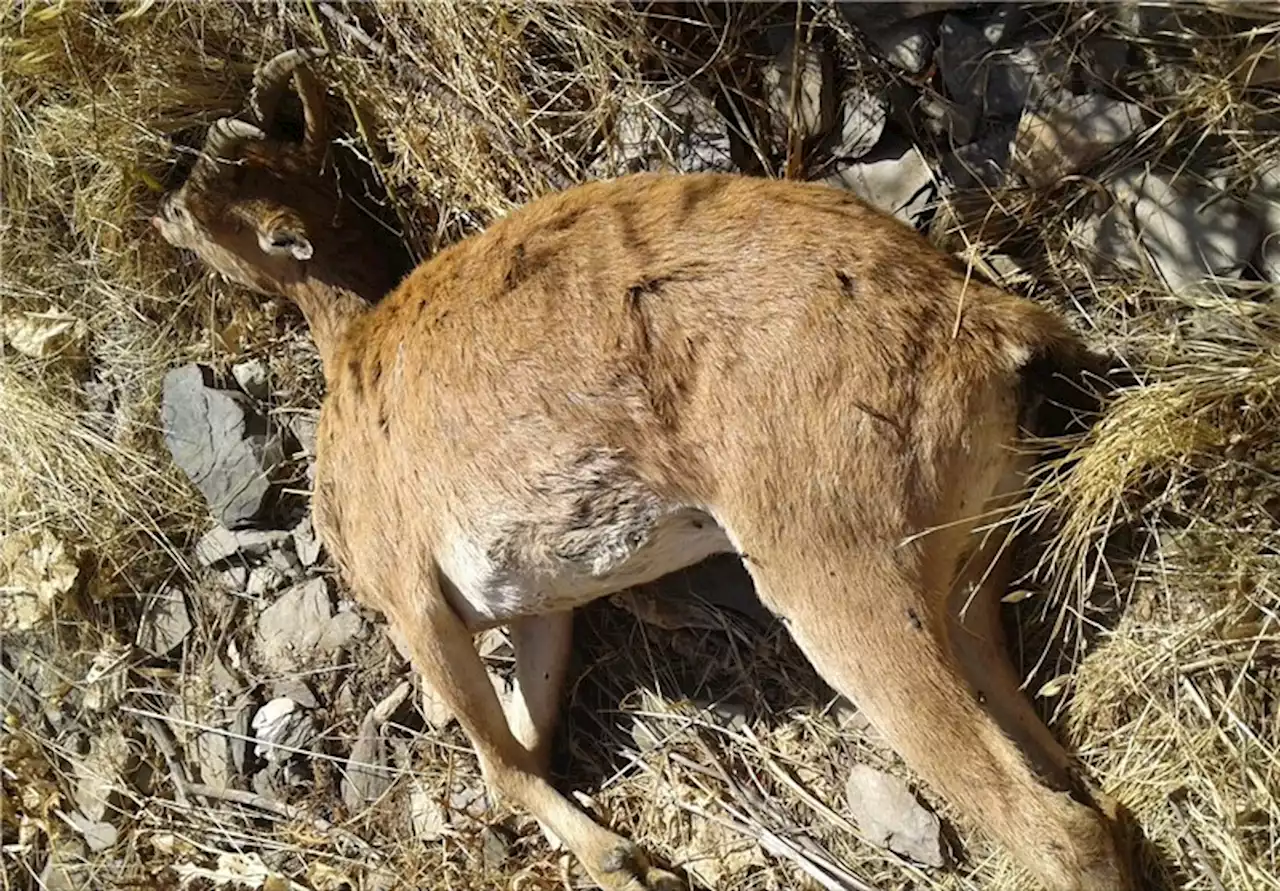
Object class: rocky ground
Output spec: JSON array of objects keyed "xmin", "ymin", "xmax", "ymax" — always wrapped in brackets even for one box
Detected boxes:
[{"xmin": 4, "ymin": 3, "xmax": 1279, "ymax": 890}]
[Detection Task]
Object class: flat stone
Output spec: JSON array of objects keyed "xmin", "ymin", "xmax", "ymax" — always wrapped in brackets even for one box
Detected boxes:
[
  {"xmin": 830, "ymin": 138, "xmax": 939, "ymax": 227},
  {"xmin": 845, "ymin": 764, "xmax": 945, "ymax": 867},
  {"xmin": 195, "ymin": 526, "xmax": 291, "ymax": 567},
  {"xmin": 832, "ymin": 83, "xmax": 887, "ymax": 160},
  {"xmin": 161, "ymin": 364, "xmax": 283, "ymax": 529},
  {"xmin": 137, "ymin": 588, "xmax": 192, "ymax": 656},
  {"xmin": 1013, "ymin": 94, "xmax": 1145, "ymax": 188},
  {"xmin": 192, "ymin": 730, "xmax": 232, "ymax": 789},
  {"xmin": 255, "ymin": 578, "xmax": 332, "ymax": 674},
  {"xmin": 1074, "ymin": 167, "xmax": 1264, "ymax": 289}
]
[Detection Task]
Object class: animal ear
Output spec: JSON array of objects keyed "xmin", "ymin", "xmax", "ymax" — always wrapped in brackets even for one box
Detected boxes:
[{"xmin": 257, "ymin": 224, "xmax": 313, "ymax": 261}]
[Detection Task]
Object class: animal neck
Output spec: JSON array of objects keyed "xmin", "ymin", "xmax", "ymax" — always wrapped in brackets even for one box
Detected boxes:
[{"xmin": 284, "ymin": 277, "xmax": 369, "ymax": 379}]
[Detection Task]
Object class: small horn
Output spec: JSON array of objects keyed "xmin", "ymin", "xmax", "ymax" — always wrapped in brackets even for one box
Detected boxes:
[
  {"xmin": 249, "ymin": 47, "xmax": 328, "ymax": 132},
  {"xmin": 291, "ymin": 63, "xmax": 330, "ymax": 165},
  {"xmin": 188, "ymin": 117, "xmax": 266, "ymax": 189}
]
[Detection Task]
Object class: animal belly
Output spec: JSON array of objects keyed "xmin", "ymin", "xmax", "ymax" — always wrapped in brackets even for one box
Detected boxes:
[{"xmin": 445, "ymin": 509, "xmax": 735, "ymax": 629}]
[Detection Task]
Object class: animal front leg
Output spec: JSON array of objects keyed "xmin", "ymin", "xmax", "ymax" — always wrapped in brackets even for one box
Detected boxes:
[{"xmin": 387, "ymin": 588, "xmax": 681, "ymax": 891}]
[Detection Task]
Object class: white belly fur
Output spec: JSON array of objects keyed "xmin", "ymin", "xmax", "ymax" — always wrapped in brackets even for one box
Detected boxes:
[{"xmin": 440, "ymin": 508, "xmax": 735, "ymax": 630}]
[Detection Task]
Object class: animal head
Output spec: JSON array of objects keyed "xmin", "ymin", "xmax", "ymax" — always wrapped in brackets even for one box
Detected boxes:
[{"xmin": 154, "ymin": 48, "xmax": 398, "ymax": 300}]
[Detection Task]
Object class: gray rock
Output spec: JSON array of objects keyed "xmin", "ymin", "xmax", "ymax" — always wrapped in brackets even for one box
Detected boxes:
[
  {"xmin": 1074, "ymin": 167, "xmax": 1264, "ymax": 290},
  {"xmin": 481, "ymin": 826, "xmax": 512, "ymax": 869},
  {"xmin": 291, "ymin": 515, "xmax": 322, "ymax": 567},
  {"xmin": 763, "ymin": 31, "xmax": 836, "ymax": 150},
  {"xmin": 318, "ymin": 609, "xmax": 365, "ymax": 653},
  {"xmin": 231, "ymin": 359, "xmax": 268, "ymax": 401},
  {"xmin": 342, "ymin": 713, "xmax": 393, "ymax": 811},
  {"xmin": 870, "ymin": 19, "xmax": 935, "ymax": 74},
  {"xmin": 410, "ymin": 783, "xmax": 448, "ymax": 841},
  {"xmin": 448, "ymin": 781, "xmax": 493, "ymax": 828},
  {"xmin": 917, "ymin": 92, "xmax": 978, "ymax": 145},
  {"xmin": 63, "ymin": 811, "xmax": 118, "ymax": 853},
  {"xmin": 162, "ymin": 364, "xmax": 284, "ymax": 529},
  {"xmin": 195, "ymin": 526, "xmax": 291, "ymax": 566},
  {"xmin": 217, "ymin": 566, "xmax": 248, "ymax": 591},
  {"xmin": 1012, "ymin": 93, "xmax": 1145, "ymax": 188},
  {"xmin": 936, "ymin": 15, "xmax": 1070, "ymax": 120},
  {"xmin": 1247, "ymin": 163, "xmax": 1280, "ymax": 283},
  {"xmin": 983, "ymin": 45, "xmax": 1072, "ymax": 120},
  {"xmin": 341, "ymin": 682, "xmax": 410, "ymax": 812},
  {"xmin": 288, "ymin": 412, "xmax": 319, "ymax": 458},
  {"xmin": 936, "ymin": 14, "xmax": 988, "ymax": 109},
  {"xmin": 255, "ymin": 578, "xmax": 332, "ymax": 674},
  {"xmin": 845, "ymin": 764, "xmax": 945, "ymax": 867},
  {"xmin": 1080, "ymin": 36, "xmax": 1131, "ymax": 90},
  {"xmin": 137, "ymin": 588, "xmax": 192, "ymax": 656},
  {"xmin": 192, "ymin": 730, "xmax": 232, "ymax": 788},
  {"xmin": 833, "ymin": 84, "xmax": 887, "ymax": 160},
  {"xmin": 943, "ymin": 127, "xmax": 1015, "ymax": 189},
  {"xmin": 251, "ymin": 696, "xmax": 315, "ymax": 765},
  {"xmin": 246, "ymin": 565, "xmax": 288, "ymax": 598},
  {"xmin": 271, "ymin": 679, "xmax": 319, "ymax": 710},
  {"xmin": 828, "ymin": 138, "xmax": 939, "ymax": 227},
  {"xmin": 981, "ymin": 5, "xmax": 1025, "ymax": 45},
  {"xmin": 918, "ymin": 92, "xmax": 978, "ymax": 146},
  {"xmin": 598, "ymin": 85, "xmax": 733, "ymax": 175}
]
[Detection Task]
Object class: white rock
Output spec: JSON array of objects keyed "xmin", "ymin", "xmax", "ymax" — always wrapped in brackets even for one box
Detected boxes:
[
  {"xmin": 62, "ymin": 811, "xmax": 118, "ymax": 853},
  {"xmin": 231, "ymin": 359, "xmax": 268, "ymax": 400},
  {"xmin": 833, "ymin": 84, "xmax": 887, "ymax": 161},
  {"xmin": 72, "ymin": 732, "xmax": 129, "ymax": 822},
  {"xmin": 251, "ymin": 696, "xmax": 313, "ymax": 764},
  {"xmin": 1075, "ymin": 167, "xmax": 1264, "ymax": 290},
  {"xmin": 291, "ymin": 515, "xmax": 322, "ymax": 567},
  {"xmin": 246, "ymin": 565, "xmax": 287, "ymax": 597},
  {"xmin": 410, "ymin": 782, "xmax": 448, "ymax": 841},
  {"xmin": 845, "ymin": 764, "xmax": 945, "ymax": 867},
  {"xmin": 599, "ymin": 85, "xmax": 732, "ymax": 175},
  {"xmin": 763, "ymin": 31, "xmax": 836, "ymax": 148}
]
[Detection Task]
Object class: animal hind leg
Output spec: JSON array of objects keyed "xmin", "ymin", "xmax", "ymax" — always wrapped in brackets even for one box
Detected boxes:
[
  {"xmin": 946, "ymin": 520, "xmax": 1123, "ymax": 820},
  {"xmin": 718, "ymin": 511, "xmax": 1129, "ymax": 891}
]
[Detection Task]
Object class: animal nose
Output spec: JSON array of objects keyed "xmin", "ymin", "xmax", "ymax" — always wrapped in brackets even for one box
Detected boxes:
[{"xmin": 150, "ymin": 215, "xmax": 163, "ymax": 230}]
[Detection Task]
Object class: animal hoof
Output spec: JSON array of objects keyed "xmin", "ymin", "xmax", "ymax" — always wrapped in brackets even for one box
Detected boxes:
[
  {"xmin": 643, "ymin": 867, "xmax": 686, "ymax": 891},
  {"xmin": 599, "ymin": 843, "xmax": 686, "ymax": 891}
]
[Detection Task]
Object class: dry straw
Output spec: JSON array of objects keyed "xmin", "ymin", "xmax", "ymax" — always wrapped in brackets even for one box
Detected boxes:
[{"xmin": 2, "ymin": 2, "xmax": 1278, "ymax": 890}]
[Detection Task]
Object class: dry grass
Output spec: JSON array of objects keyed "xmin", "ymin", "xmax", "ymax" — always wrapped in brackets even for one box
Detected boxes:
[{"xmin": 2, "ymin": 2, "xmax": 1279, "ymax": 890}]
